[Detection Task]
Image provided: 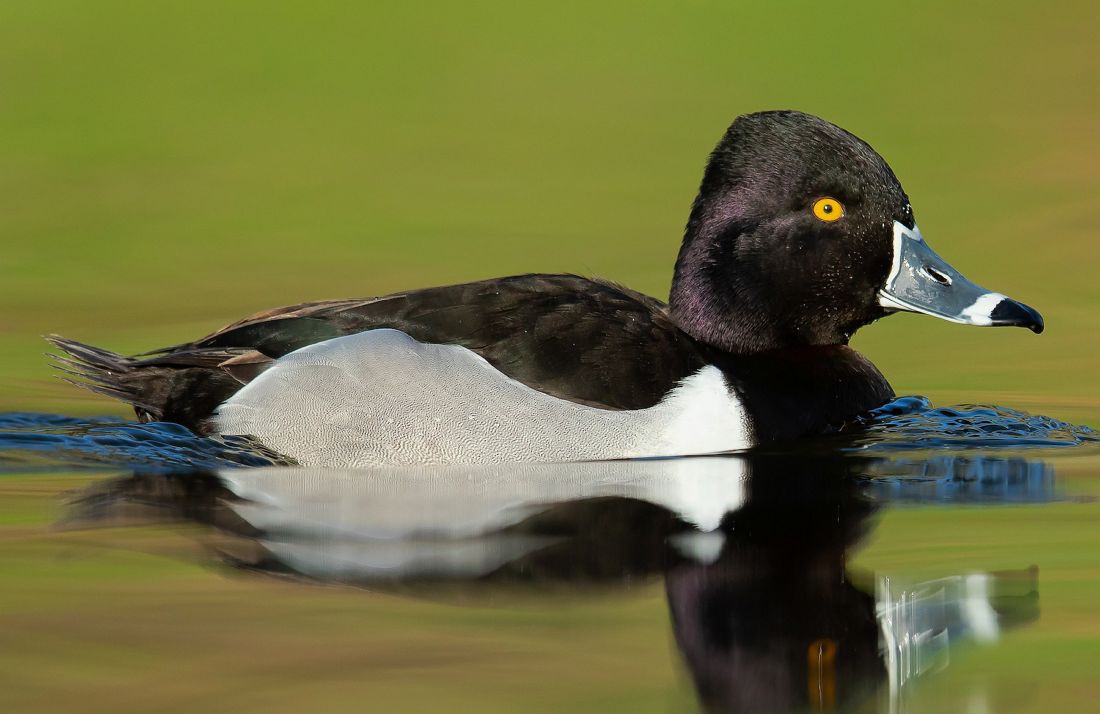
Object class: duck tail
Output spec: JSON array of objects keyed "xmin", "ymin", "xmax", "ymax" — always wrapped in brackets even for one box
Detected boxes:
[{"xmin": 45, "ymin": 335, "xmax": 163, "ymax": 421}]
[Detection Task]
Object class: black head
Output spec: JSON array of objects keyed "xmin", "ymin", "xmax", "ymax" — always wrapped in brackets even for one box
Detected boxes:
[{"xmin": 670, "ymin": 111, "xmax": 910, "ymax": 353}]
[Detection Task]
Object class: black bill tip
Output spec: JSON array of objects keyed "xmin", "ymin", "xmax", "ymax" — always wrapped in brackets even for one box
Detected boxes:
[{"xmin": 990, "ymin": 299, "xmax": 1045, "ymax": 334}]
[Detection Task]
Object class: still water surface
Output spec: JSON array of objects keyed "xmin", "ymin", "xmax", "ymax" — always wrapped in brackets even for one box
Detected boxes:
[{"xmin": 1, "ymin": 400, "xmax": 1098, "ymax": 713}]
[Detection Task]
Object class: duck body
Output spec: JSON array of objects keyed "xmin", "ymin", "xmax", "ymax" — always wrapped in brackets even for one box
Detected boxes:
[
  {"xmin": 50, "ymin": 111, "xmax": 1042, "ymax": 466},
  {"xmin": 51, "ymin": 273, "xmax": 892, "ymax": 465}
]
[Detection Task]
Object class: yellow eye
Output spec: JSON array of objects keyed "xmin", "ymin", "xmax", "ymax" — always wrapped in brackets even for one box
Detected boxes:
[{"xmin": 812, "ymin": 197, "xmax": 844, "ymax": 222}]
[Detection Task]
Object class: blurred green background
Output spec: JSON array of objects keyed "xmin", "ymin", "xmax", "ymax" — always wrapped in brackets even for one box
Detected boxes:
[
  {"xmin": 2, "ymin": 3, "xmax": 1100, "ymax": 712},
  {"xmin": 1, "ymin": 0, "xmax": 1097, "ymax": 423}
]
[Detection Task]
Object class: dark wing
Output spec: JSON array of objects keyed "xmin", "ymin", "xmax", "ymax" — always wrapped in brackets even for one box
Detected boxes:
[{"xmin": 50, "ymin": 274, "xmax": 707, "ymax": 429}]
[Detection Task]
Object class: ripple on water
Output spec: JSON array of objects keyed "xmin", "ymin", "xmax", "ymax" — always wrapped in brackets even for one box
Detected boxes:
[
  {"xmin": 0, "ymin": 398, "xmax": 1095, "ymax": 474},
  {"xmin": 851, "ymin": 396, "xmax": 1099, "ymax": 450},
  {"xmin": 0, "ymin": 412, "xmax": 285, "ymax": 472}
]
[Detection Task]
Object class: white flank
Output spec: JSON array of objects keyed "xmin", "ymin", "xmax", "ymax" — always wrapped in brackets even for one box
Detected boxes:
[
  {"xmin": 215, "ymin": 329, "xmax": 753, "ymax": 468},
  {"xmin": 647, "ymin": 365, "xmax": 752, "ymax": 458}
]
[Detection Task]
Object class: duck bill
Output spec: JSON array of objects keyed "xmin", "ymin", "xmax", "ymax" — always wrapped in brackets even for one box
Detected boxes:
[{"xmin": 878, "ymin": 222, "xmax": 1044, "ymax": 334}]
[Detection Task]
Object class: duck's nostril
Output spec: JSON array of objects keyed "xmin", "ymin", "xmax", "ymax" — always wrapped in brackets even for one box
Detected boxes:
[{"xmin": 924, "ymin": 265, "xmax": 952, "ymax": 286}]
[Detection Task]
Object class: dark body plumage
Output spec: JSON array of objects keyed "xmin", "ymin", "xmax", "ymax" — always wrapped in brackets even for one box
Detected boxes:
[
  {"xmin": 49, "ymin": 272, "xmax": 892, "ymax": 443},
  {"xmin": 53, "ymin": 275, "xmax": 702, "ymax": 424}
]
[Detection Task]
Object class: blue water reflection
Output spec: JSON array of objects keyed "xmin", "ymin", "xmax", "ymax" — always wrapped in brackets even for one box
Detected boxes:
[{"xmin": 1, "ymin": 396, "xmax": 1095, "ymax": 475}]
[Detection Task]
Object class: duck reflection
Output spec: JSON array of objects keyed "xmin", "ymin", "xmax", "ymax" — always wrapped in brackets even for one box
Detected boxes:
[
  {"xmin": 664, "ymin": 456, "xmax": 882, "ymax": 712},
  {"xmin": 68, "ymin": 452, "xmax": 1046, "ymax": 712}
]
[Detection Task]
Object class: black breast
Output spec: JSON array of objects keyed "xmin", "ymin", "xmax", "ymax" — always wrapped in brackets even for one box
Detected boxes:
[{"xmin": 708, "ymin": 346, "xmax": 895, "ymax": 443}]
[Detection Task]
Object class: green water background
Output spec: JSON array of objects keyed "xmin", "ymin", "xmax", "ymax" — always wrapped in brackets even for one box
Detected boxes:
[
  {"xmin": 2, "ymin": 1, "xmax": 1098, "ymax": 425},
  {"xmin": 1, "ymin": 2, "xmax": 1098, "ymax": 712}
]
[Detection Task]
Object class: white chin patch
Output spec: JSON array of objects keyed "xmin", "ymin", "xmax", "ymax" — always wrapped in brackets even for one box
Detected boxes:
[{"xmin": 960, "ymin": 292, "xmax": 1006, "ymax": 326}]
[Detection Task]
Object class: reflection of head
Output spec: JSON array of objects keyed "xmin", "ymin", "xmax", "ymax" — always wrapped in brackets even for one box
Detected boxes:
[
  {"xmin": 667, "ymin": 550, "xmax": 882, "ymax": 712},
  {"xmin": 665, "ymin": 456, "xmax": 883, "ymax": 713}
]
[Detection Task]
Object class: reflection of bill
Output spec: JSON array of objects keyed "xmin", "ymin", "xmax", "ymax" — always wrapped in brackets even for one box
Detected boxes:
[
  {"xmin": 65, "ymin": 452, "xmax": 1047, "ymax": 712},
  {"xmin": 669, "ymin": 561, "xmax": 1038, "ymax": 713},
  {"xmin": 877, "ymin": 569, "xmax": 1039, "ymax": 706}
]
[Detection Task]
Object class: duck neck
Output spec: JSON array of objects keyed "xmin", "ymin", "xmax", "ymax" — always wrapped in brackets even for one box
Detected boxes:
[{"xmin": 669, "ymin": 214, "xmax": 792, "ymax": 354}]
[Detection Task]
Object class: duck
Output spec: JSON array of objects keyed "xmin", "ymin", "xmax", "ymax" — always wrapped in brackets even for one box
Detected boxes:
[{"xmin": 49, "ymin": 110, "xmax": 1044, "ymax": 467}]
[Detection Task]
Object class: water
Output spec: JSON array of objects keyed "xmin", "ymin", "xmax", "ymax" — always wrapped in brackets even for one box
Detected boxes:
[
  {"xmin": 2, "ymin": 400, "xmax": 1098, "ymax": 712},
  {"xmin": 2, "ymin": 398, "xmax": 1094, "ymax": 474},
  {"xmin": 4, "ymin": 3, "xmax": 1098, "ymax": 710}
]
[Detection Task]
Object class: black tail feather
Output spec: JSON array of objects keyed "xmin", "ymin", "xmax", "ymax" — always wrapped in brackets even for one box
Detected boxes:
[
  {"xmin": 45, "ymin": 335, "xmax": 160, "ymax": 416},
  {"xmin": 59, "ymin": 376, "xmax": 147, "ymax": 406},
  {"xmin": 45, "ymin": 335, "xmax": 255, "ymax": 428},
  {"xmin": 45, "ymin": 335, "xmax": 133, "ymax": 372},
  {"xmin": 49, "ymin": 354, "xmax": 124, "ymax": 386}
]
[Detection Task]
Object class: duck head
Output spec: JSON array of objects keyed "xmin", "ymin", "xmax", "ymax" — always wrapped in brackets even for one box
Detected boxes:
[{"xmin": 669, "ymin": 111, "xmax": 1043, "ymax": 354}]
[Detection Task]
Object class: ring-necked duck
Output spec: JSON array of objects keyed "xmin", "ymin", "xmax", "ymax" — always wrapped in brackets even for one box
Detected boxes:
[{"xmin": 50, "ymin": 110, "xmax": 1043, "ymax": 467}]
